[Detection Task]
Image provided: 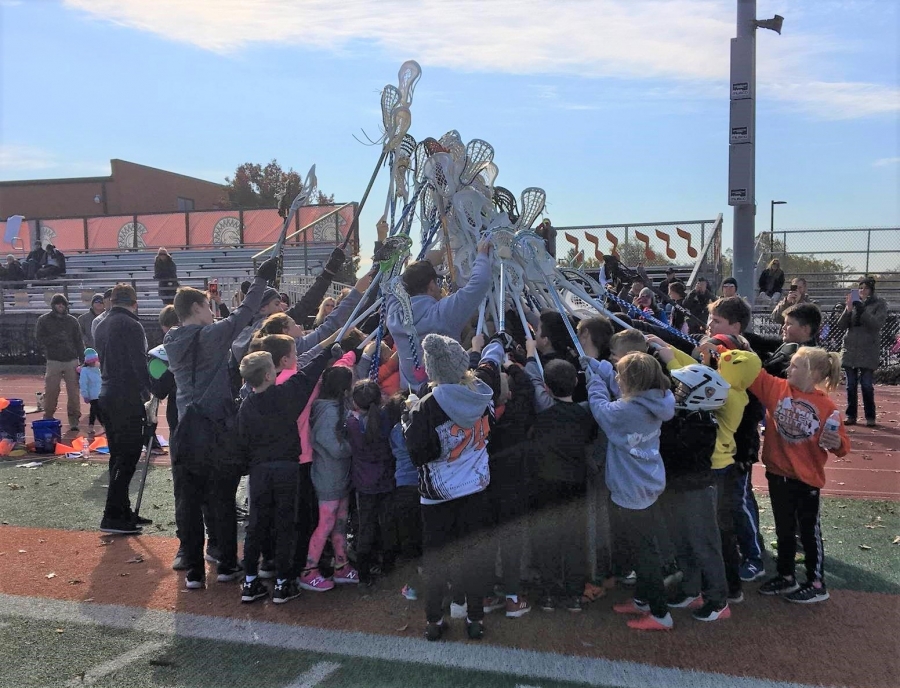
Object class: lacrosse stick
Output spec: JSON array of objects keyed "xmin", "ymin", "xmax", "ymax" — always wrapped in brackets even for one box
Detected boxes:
[
  {"xmin": 439, "ymin": 130, "xmax": 466, "ymax": 164},
  {"xmin": 460, "ymin": 139, "xmax": 495, "ymax": 186},
  {"xmin": 133, "ymin": 396, "xmax": 160, "ymax": 521},
  {"xmin": 397, "ymin": 60, "xmax": 422, "ymax": 105},
  {"xmin": 422, "ymin": 152, "xmax": 462, "ymax": 284},
  {"xmin": 386, "ymin": 274, "xmax": 427, "ymax": 384},
  {"xmin": 602, "ymin": 289, "xmax": 698, "ymax": 347},
  {"xmin": 493, "ymin": 186, "xmax": 519, "ymax": 224},
  {"xmin": 488, "ymin": 228, "xmax": 517, "ymax": 333},
  {"xmin": 514, "ymin": 187, "xmax": 546, "ymax": 232},
  {"xmin": 272, "ymin": 164, "xmax": 316, "ymax": 288},
  {"xmin": 480, "ymin": 161, "xmax": 499, "ymax": 190}
]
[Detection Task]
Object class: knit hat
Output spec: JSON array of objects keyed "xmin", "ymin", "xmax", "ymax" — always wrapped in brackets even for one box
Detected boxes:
[
  {"xmin": 260, "ymin": 287, "xmax": 281, "ymax": 308},
  {"xmin": 858, "ymin": 277, "xmax": 876, "ymax": 292},
  {"xmin": 84, "ymin": 348, "xmax": 99, "ymax": 364},
  {"xmin": 722, "ymin": 277, "xmax": 738, "ymax": 288},
  {"xmin": 91, "ymin": 294, "xmax": 104, "ymax": 305},
  {"xmin": 422, "ymin": 334, "xmax": 469, "ymax": 385},
  {"xmin": 50, "ymin": 294, "xmax": 68, "ymax": 307}
]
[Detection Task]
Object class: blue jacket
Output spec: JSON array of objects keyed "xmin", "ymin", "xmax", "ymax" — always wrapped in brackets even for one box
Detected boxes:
[
  {"xmin": 79, "ymin": 365, "xmax": 101, "ymax": 401},
  {"xmin": 584, "ymin": 358, "xmax": 675, "ymax": 510},
  {"xmin": 391, "ymin": 423, "xmax": 418, "ymax": 488}
]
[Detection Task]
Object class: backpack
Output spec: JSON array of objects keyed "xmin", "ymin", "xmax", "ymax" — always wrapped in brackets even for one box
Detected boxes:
[{"xmin": 659, "ymin": 408, "xmax": 718, "ymax": 488}]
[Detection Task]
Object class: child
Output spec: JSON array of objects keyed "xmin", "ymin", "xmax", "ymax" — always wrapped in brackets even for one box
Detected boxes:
[
  {"xmin": 79, "ymin": 348, "xmax": 103, "ymax": 437},
  {"xmin": 347, "ymin": 380, "xmax": 396, "ymax": 584},
  {"xmin": 524, "ymin": 341, "xmax": 597, "ymax": 612},
  {"xmin": 749, "ymin": 347, "xmax": 849, "ymax": 603},
  {"xmin": 609, "ymin": 329, "xmax": 648, "ymax": 363},
  {"xmin": 582, "ymin": 352, "xmax": 676, "ymax": 631},
  {"xmin": 237, "ymin": 346, "xmax": 330, "ymax": 605},
  {"xmin": 404, "ymin": 333, "xmax": 503, "ymax": 642},
  {"xmin": 745, "ymin": 302, "xmax": 822, "ymax": 378},
  {"xmin": 300, "ymin": 365, "xmax": 357, "ymax": 591}
]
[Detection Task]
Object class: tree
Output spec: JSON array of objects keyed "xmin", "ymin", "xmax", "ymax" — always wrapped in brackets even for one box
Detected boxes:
[
  {"xmin": 222, "ymin": 159, "xmax": 334, "ymax": 208},
  {"xmin": 755, "ymin": 233, "xmax": 848, "ymax": 288},
  {"xmin": 561, "ymin": 247, "xmax": 602, "ymax": 268}
]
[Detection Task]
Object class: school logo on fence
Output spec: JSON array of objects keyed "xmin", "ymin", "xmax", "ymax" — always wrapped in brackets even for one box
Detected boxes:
[
  {"xmin": 118, "ymin": 221, "xmax": 147, "ymax": 249},
  {"xmin": 213, "ymin": 217, "xmax": 241, "ymax": 246}
]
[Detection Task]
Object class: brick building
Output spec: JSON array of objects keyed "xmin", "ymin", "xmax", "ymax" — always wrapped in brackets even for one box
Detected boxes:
[{"xmin": 0, "ymin": 159, "xmax": 225, "ymax": 220}]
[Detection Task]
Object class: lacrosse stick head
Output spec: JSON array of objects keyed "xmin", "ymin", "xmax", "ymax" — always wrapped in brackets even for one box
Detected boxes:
[
  {"xmin": 399, "ymin": 133, "xmax": 417, "ymax": 159},
  {"xmin": 492, "ymin": 186, "xmax": 519, "ymax": 224},
  {"xmin": 381, "ymin": 85, "xmax": 401, "ymax": 132},
  {"xmin": 373, "ymin": 234, "xmax": 412, "ymax": 274},
  {"xmin": 423, "ymin": 152, "xmax": 460, "ymax": 199},
  {"xmin": 397, "ymin": 60, "xmax": 422, "ymax": 105},
  {"xmin": 460, "ymin": 139, "xmax": 495, "ymax": 186},
  {"xmin": 480, "ymin": 161, "xmax": 499, "ymax": 189},
  {"xmin": 514, "ymin": 230, "xmax": 555, "ymax": 283},
  {"xmin": 514, "ymin": 187, "xmax": 546, "ymax": 231},
  {"xmin": 439, "ymin": 130, "xmax": 466, "ymax": 164},
  {"xmin": 385, "ymin": 106, "xmax": 411, "ymax": 151},
  {"xmin": 387, "ymin": 276, "xmax": 415, "ymax": 326},
  {"xmin": 450, "ymin": 188, "xmax": 491, "ymax": 237},
  {"xmin": 488, "ymin": 227, "xmax": 516, "ymax": 262}
]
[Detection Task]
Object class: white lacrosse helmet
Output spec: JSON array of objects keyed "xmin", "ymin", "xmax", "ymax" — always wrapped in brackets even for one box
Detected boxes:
[
  {"xmin": 148, "ymin": 344, "xmax": 168, "ymax": 362},
  {"xmin": 670, "ymin": 364, "xmax": 730, "ymax": 411}
]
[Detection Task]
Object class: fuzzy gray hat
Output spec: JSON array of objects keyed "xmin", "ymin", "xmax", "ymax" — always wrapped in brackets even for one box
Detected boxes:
[
  {"xmin": 422, "ymin": 333, "xmax": 469, "ymax": 385},
  {"xmin": 260, "ymin": 287, "xmax": 281, "ymax": 308}
]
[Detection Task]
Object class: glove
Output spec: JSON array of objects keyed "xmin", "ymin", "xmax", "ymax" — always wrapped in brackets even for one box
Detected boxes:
[
  {"xmin": 489, "ymin": 331, "xmax": 515, "ymax": 353},
  {"xmin": 256, "ymin": 256, "xmax": 280, "ymax": 283},
  {"xmin": 324, "ymin": 247, "xmax": 346, "ymax": 275}
]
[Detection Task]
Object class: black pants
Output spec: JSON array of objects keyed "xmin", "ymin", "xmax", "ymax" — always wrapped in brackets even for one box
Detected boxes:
[
  {"xmin": 88, "ymin": 400, "xmax": 105, "ymax": 427},
  {"xmin": 356, "ymin": 491, "xmax": 393, "ymax": 575},
  {"xmin": 292, "ymin": 463, "xmax": 319, "ymax": 577},
  {"xmin": 488, "ymin": 478, "xmax": 528, "ymax": 596},
  {"xmin": 610, "ymin": 501, "xmax": 668, "ymax": 618},
  {"xmin": 845, "ymin": 367, "xmax": 876, "ymax": 422},
  {"xmin": 530, "ymin": 480, "xmax": 587, "ymax": 597},
  {"xmin": 388, "ymin": 485, "xmax": 423, "ymax": 562},
  {"xmin": 766, "ymin": 472, "xmax": 825, "ymax": 583},
  {"xmin": 713, "ymin": 465, "xmax": 743, "ymax": 597},
  {"xmin": 243, "ymin": 461, "xmax": 298, "ymax": 580},
  {"xmin": 173, "ymin": 463, "xmax": 243, "ymax": 572},
  {"xmin": 422, "ymin": 490, "xmax": 493, "ymax": 623},
  {"xmin": 100, "ymin": 398, "xmax": 145, "ymax": 522}
]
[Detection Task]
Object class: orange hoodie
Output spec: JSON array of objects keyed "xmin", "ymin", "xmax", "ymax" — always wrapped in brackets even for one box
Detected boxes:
[{"xmin": 748, "ymin": 370, "xmax": 850, "ymax": 488}]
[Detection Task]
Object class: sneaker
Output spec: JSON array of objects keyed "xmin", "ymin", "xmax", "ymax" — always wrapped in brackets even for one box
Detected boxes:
[
  {"xmin": 621, "ymin": 570, "xmax": 637, "ymax": 586},
  {"xmin": 425, "ymin": 619, "xmax": 444, "ymax": 642},
  {"xmin": 134, "ymin": 515, "xmax": 153, "ymax": 526},
  {"xmin": 298, "ymin": 570, "xmax": 335, "ymax": 592},
  {"xmin": 216, "ymin": 563, "xmax": 243, "ymax": 583},
  {"xmin": 627, "ymin": 613, "xmax": 673, "ymax": 631},
  {"xmin": 692, "ymin": 601, "xmax": 731, "ymax": 621},
  {"xmin": 758, "ymin": 575, "xmax": 800, "ymax": 596},
  {"xmin": 662, "ymin": 565, "xmax": 683, "ymax": 588},
  {"xmin": 785, "ymin": 582, "xmax": 829, "ymax": 604},
  {"xmin": 844, "ymin": 417, "xmax": 857, "ymax": 426},
  {"xmin": 241, "ymin": 577, "xmax": 269, "ymax": 603},
  {"xmin": 171, "ymin": 550, "xmax": 189, "ymax": 571},
  {"xmin": 865, "ymin": 419, "xmax": 876, "ymax": 428},
  {"xmin": 727, "ymin": 590, "xmax": 744, "ymax": 604},
  {"xmin": 739, "ymin": 560, "xmax": 766, "ymax": 582},
  {"xmin": 450, "ymin": 601, "xmax": 468, "ymax": 619},
  {"xmin": 273, "ymin": 579, "xmax": 302, "ymax": 604},
  {"xmin": 483, "ymin": 596, "xmax": 505, "ymax": 614},
  {"xmin": 466, "ymin": 618, "xmax": 484, "ymax": 640},
  {"xmin": 333, "ymin": 565, "xmax": 360, "ymax": 584},
  {"xmin": 613, "ymin": 599, "xmax": 650, "ymax": 615},
  {"xmin": 538, "ymin": 595, "xmax": 556, "ymax": 612},
  {"xmin": 99, "ymin": 518, "xmax": 142, "ymax": 535},
  {"xmin": 505, "ymin": 596, "xmax": 531, "ymax": 618},
  {"xmin": 564, "ymin": 596, "xmax": 583, "ymax": 613},
  {"xmin": 668, "ymin": 594, "xmax": 702, "ymax": 609},
  {"xmin": 258, "ymin": 561, "xmax": 276, "ymax": 579},
  {"xmin": 204, "ymin": 549, "xmax": 222, "ymax": 565},
  {"xmin": 185, "ymin": 568, "xmax": 205, "ymax": 590},
  {"xmin": 401, "ymin": 585, "xmax": 418, "ymax": 601}
]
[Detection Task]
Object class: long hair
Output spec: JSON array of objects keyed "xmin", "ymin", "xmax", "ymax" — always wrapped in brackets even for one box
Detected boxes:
[
  {"xmin": 318, "ymin": 366, "xmax": 353, "ymax": 439},
  {"xmin": 794, "ymin": 347, "xmax": 842, "ymax": 393},
  {"xmin": 314, "ymin": 297, "xmax": 336, "ymax": 326},
  {"xmin": 257, "ymin": 313, "xmax": 294, "ymax": 336},
  {"xmin": 616, "ymin": 352, "xmax": 670, "ymax": 399},
  {"xmin": 352, "ymin": 380, "xmax": 385, "ymax": 444}
]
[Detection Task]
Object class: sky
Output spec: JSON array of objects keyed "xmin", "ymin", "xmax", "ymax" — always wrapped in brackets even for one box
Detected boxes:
[{"xmin": 0, "ymin": 0, "xmax": 898, "ymax": 270}]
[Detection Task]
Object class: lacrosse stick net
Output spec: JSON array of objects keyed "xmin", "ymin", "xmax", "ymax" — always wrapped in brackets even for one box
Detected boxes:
[
  {"xmin": 460, "ymin": 139, "xmax": 495, "ymax": 186},
  {"xmin": 397, "ymin": 60, "xmax": 422, "ymax": 106},
  {"xmin": 493, "ymin": 186, "xmax": 519, "ymax": 223},
  {"xmin": 514, "ymin": 187, "xmax": 546, "ymax": 232},
  {"xmin": 439, "ymin": 130, "xmax": 466, "ymax": 164}
]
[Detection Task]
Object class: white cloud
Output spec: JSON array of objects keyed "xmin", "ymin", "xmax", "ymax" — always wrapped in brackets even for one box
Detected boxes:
[
  {"xmin": 63, "ymin": 0, "xmax": 899, "ymax": 119},
  {"xmin": 0, "ymin": 144, "xmax": 58, "ymax": 173},
  {"xmin": 873, "ymin": 157, "xmax": 900, "ymax": 167}
]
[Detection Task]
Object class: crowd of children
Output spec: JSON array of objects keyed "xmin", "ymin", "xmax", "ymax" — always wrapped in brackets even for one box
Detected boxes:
[{"xmin": 164, "ymin": 277, "xmax": 851, "ymax": 640}]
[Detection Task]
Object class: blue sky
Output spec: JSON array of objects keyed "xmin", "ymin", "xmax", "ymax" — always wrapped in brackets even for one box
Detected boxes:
[{"xmin": 0, "ymin": 0, "xmax": 897, "ymax": 265}]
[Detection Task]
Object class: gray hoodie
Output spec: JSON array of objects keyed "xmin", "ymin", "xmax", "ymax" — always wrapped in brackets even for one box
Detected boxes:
[
  {"xmin": 309, "ymin": 399, "xmax": 352, "ymax": 501},
  {"xmin": 386, "ymin": 253, "xmax": 492, "ymax": 388},
  {"xmin": 583, "ymin": 358, "xmax": 675, "ymax": 510},
  {"xmin": 165, "ymin": 277, "xmax": 266, "ymax": 422}
]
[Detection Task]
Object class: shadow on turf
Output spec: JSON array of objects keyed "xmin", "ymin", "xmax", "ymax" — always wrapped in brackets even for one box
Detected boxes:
[{"xmin": 823, "ymin": 557, "xmax": 900, "ymax": 594}]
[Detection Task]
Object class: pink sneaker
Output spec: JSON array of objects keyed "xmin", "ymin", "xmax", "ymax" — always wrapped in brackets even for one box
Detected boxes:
[
  {"xmin": 332, "ymin": 565, "xmax": 359, "ymax": 585},
  {"xmin": 298, "ymin": 570, "xmax": 335, "ymax": 592}
]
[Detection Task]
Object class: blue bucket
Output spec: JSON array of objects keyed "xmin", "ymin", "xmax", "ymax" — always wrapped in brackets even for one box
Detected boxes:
[
  {"xmin": 0, "ymin": 399, "xmax": 26, "ymax": 444},
  {"xmin": 32, "ymin": 419, "xmax": 62, "ymax": 454}
]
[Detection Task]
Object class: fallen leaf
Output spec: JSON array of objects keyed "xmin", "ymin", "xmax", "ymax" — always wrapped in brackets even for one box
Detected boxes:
[
  {"xmin": 395, "ymin": 624, "xmax": 409, "ymax": 632},
  {"xmin": 863, "ymin": 455, "xmax": 872, "ymax": 460},
  {"xmin": 892, "ymin": 536, "xmax": 900, "ymax": 545},
  {"xmin": 581, "ymin": 641, "xmax": 594, "ymax": 647},
  {"xmin": 98, "ymin": 540, "xmax": 112, "ymax": 546},
  {"xmin": 17, "ymin": 549, "xmax": 26, "ymax": 553},
  {"xmin": 837, "ymin": 482, "xmax": 845, "ymax": 486},
  {"xmin": 55, "ymin": 629, "xmax": 65, "ymax": 634},
  {"xmin": 859, "ymin": 544, "xmax": 872, "ymax": 550},
  {"xmin": 38, "ymin": 538, "xmax": 45, "ymax": 543},
  {"xmin": 68, "ymin": 579, "xmax": 83, "ymax": 585},
  {"xmin": 7, "ymin": 483, "xmax": 24, "ymax": 490},
  {"xmin": 83, "ymin": 597, "xmax": 94, "ymax": 602},
  {"xmin": 125, "ymin": 555, "xmax": 144, "ymax": 564},
  {"xmin": 119, "ymin": 572, "xmax": 130, "ymax": 577},
  {"xmin": 45, "ymin": 573, "xmax": 56, "ymax": 579}
]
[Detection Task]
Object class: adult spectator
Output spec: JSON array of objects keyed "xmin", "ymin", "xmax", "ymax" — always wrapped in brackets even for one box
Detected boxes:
[
  {"xmin": 837, "ymin": 277, "xmax": 888, "ymax": 427},
  {"xmin": 771, "ymin": 277, "xmax": 813, "ymax": 325},
  {"xmin": 313, "ymin": 296, "xmax": 336, "ymax": 327},
  {"xmin": 536, "ymin": 218, "xmax": 557, "ymax": 258},
  {"xmin": 23, "ymin": 240, "xmax": 45, "ymax": 279},
  {"xmin": 634, "ymin": 287, "xmax": 668, "ymax": 325},
  {"xmin": 618, "ymin": 277, "xmax": 645, "ymax": 304},
  {"xmin": 658, "ymin": 267, "xmax": 680, "ymax": 297},
  {"xmin": 90, "ymin": 288, "xmax": 114, "ymax": 342},
  {"xmin": 94, "ymin": 284, "xmax": 151, "ymax": 534},
  {"xmin": 666, "ymin": 281, "xmax": 689, "ymax": 332},
  {"xmin": 684, "ymin": 277, "xmax": 715, "ymax": 334},
  {"xmin": 386, "ymin": 240, "xmax": 493, "ymax": 389},
  {"xmin": 153, "ymin": 248, "xmax": 179, "ymax": 305},
  {"xmin": 757, "ymin": 259, "xmax": 785, "ymax": 303},
  {"xmin": 34, "ymin": 294, "xmax": 83, "ymax": 433},
  {"xmin": 78, "ymin": 294, "xmax": 105, "ymax": 349},
  {"xmin": 164, "ymin": 255, "xmax": 279, "ymax": 588},
  {"xmin": 1, "ymin": 254, "xmax": 25, "ymax": 284},
  {"xmin": 36, "ymin": 244, "xmax": 66, "ymax": 278}
]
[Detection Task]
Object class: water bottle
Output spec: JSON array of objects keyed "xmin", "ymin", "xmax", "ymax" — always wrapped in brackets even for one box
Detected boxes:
[
  {"xmin": 81, "ymin": 436, "xmax": 90, "ymax": 459},
  {"xmin": 820, "ymin": 410, "xmax": 840, "ymax": 448}
]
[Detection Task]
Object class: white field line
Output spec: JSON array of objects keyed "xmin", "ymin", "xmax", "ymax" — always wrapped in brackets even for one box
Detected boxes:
[
  {"xmin": 0, "ymin": 594, "xmax": 831, "ymax": 688},
  {"xmin": 64, "ymin": 640, "xmax": 164, "ymax": 686},
  {"xmin": 286, "ymin": 661, "xmax": 341, "ymax": 687}
]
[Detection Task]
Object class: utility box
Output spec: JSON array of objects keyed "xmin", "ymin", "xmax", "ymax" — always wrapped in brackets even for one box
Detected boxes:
[
  {"xmin": 730, "ymin": 99, "xmax": 754, "ymax": 144},
  {"xmin": 728, "ymin": 143, "xmax": 755, "ymax": 206},
  {"xmin": 730, "ymin": 38, "xmax": 755, "ymax": 100}
]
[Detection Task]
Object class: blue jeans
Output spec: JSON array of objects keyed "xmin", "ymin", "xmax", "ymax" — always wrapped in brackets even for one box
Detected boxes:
[
  {"xmin": 844, "ymin": 367, "xmax": 876, "ymax": 421},
  {"xmin": 732, "ymin": 470, "xmax": 763, "ymax": 564}
]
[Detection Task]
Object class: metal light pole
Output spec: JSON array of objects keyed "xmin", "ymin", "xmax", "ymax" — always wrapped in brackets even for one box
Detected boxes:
[
  {"xmin": 770, "ymin": 200, "xmax": 786, "ymax": 253},
  {"xmin": 728, "ymin": 0, "xmax": 783, "ymax": 291}
]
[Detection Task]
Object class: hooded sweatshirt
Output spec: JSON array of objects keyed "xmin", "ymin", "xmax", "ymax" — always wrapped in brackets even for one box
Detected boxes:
[
  {"xmin": 35, "ymin": 304, "xmax": 83, "ymax": 362},
  {"xmin": 347, "ymin": 409, "xmax": 395, "ymax": 495},
  {"xmin": 309, "ymin": 398, "xmax": 352, "ymax": 501},
  {"xmin": 385, "ymin": 252, "xmax": 493, "ymax": 389},
  {"xmin": 404, "ymin": 341, "xmax": 502, "ymax": 504},
  {"xmin": 584, "ymin": 358, "xmax": 676, "ymax": 510}
]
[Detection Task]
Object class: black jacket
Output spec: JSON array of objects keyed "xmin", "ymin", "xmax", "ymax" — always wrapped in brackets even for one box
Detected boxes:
[
  {"xmin": 237, "ymin": 349, "xmax": 330, "ymax": 470},
  {"xmin": 34, "ymin": 310, "xmax": 83, "ymax": 362},
  {"xmin": 529, "ymin": 401, "xmax": 596, "ymax": 486},
  {"xmin": 94, "ymin": 307, "xmax": 151, "ymax": 407},
  {"xmin": 659, "ymin": 410, "xmax": 718, "ymax": 491},
  {"xmin": 684, "ymin": 288, "xmax": 715, "ymax": 321},
  {"xmin": 153, "ymin": 255, "xmax": 178, "ymax": 280},
  {"xmin": 286, "ymin": 269, "xmax": 337, "ymax": 329}
]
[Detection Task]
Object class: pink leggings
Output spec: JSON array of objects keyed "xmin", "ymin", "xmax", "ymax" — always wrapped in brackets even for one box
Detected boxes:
[{"xmin": 304, "ymin": 497, "xmax": 349, "ymax": 571}]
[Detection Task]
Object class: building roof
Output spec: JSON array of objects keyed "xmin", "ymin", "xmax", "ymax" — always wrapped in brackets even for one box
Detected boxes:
[{"xmin": 0, "ymin": 159, "xmax": 224, "ymax": 188}]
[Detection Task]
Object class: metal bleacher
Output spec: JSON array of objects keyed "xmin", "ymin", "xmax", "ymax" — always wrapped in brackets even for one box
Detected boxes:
[{"xmin": 0, "ymin": 245, "xmax": 338, "ymax": 314}]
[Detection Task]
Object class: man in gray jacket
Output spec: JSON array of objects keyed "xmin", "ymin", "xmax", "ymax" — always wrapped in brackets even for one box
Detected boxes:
[
  {"xmin": 837, "ymin": 276, "xmax": 888, "ymax": 427},
  {"xmin": 165, "ymin": 255, "xmax": 279, "ymax": 589},
  {"xmin": 34, "ymin": 294, "xmax": 83, "ymax": 433}
]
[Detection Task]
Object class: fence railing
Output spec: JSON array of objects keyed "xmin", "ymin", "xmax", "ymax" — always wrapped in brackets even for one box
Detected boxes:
[{"xmin": 760, "ymin": 227, "xmax": 900, "ymax": 276}]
